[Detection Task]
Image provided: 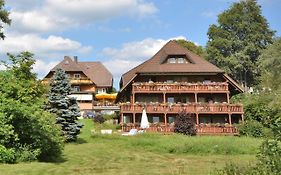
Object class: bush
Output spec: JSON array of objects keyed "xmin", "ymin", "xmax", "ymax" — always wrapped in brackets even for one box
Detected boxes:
[
  {"xmin": 257, "ymin": 139, "xmax": 281, "ymax": 174},
  {"xmin": 239, "ymin": 120, "xmax": 269, "ymax": 137},
  {"xmin": 0, "ymin": 145, "xmax": 16, "ymax": 163},
  {"xmin": 213, "ymin": 139, "xmax": 281, "ymax": 175},
  {"xmin": 15, "ymin": 145, "xmax": 40, "ymax": 162},
  {"xmin": 174, "ymin": 112, "xmax": 196, "ymax": 136},
  {"xmin": 93, "ymin": 113, "xmax": 105, "ymax": 124},
  {"xmin": 103, "ymin": 113, "xmax": 116, "ymax": 121}
]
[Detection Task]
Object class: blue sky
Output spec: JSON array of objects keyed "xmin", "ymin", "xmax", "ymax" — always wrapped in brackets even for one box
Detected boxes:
[{"xmin": 1, "ymin": 0, "xmax": 280, "ymax": 89}]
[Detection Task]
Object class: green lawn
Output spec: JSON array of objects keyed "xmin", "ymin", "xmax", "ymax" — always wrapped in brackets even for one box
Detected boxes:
[{"xmin": 0, "ymin": 119, "xmax": 261, "ymax": 175}]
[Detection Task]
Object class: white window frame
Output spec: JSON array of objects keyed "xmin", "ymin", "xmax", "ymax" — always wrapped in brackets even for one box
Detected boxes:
[
  {"xmin": 97, "ymin": 88, "xmax": 106, "ymax": 94},
  {"xmin": 74, "ymin": 73, "xmax": 81, "ymax": 79},
  {"xmin": 168, "ymin": 57, "xmax": 176, "ymax": 63},
  {"xmin": 73, "ymin": 86, "xmax": 80, "ymax": 92},
  {"xmin": 177, "ymin": 57, "xmax": 185, "ymax": 63}
]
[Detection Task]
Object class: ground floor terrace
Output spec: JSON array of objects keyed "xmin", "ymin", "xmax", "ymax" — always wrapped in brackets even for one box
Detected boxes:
[{"xmin": 120, "ymin": 103, "xmax": 243, "ymax": 135}]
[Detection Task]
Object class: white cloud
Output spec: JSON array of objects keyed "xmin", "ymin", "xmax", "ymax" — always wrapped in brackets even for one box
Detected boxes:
[
  {"xmin": 33, "ymin": 59, "xmax": 59, "ymax": 78},
  {"xmin": 0, "ymin": 33, "xmax": 92, "ymax": 56},
  {"xmin": 101, "ymin": 36, "xmax": 188, "ymax": 88},
  {"xmin": 0, "ymin": 33, "xmax": 92, "ymax": 77},
  {"xmin": 7, "ymin": 0, "xmax": 158, "ymax": 33}
]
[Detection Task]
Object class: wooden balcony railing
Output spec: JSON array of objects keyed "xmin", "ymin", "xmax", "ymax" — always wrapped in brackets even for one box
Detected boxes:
[
  {"xmin": 122, "ymin": 124, "xmax": 238, "ymax": 135},
  {"xmin": 42, "ymin": 78, "xmax": 92, "ymax": 85},
  {"xmin": 132, "ymin": 82, "xmax": 229, "ymax": 93},
  {"xmin": 120, "ymin": 103, "xmax": 243, "ymax": 114}
]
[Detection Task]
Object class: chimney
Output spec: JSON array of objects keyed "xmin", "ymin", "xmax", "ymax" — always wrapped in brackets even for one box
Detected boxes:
[{"xmin": 74, "ymin": 56, "xmax": 78, "ymax": 63}]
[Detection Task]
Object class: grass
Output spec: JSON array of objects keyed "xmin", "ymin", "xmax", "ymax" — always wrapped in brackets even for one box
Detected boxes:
[{"xmin": 0, "ymin": 119, "xmax": 261, "ymax": 175}]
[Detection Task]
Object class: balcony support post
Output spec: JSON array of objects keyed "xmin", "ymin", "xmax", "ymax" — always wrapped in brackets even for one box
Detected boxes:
[
  {"xmin": 164, "ymin": 113, "xmax": 167, "ymax": 126},
  {"xmin": 133, "ymin": 113, "xmax": 136, "ymax": 127},
  {"xmin": 226, "ymin": 92, "xmax": 230, "ymax": 103},
  {"xmin": 195, "ymin": 93, "xmax": 198, "ymax": 103},
  {"xmin": 196, "ymin": 113, "xmax": 199, "ymax": 125},
  {"xmin": 228, "ymin": 114, "xmax": 232, "ymax": 126},
  {"xmin": 241, "ymin": 113, "xmax": 244, "ymax": 123},
  {"xmin": 121, "ymin": 113, "xmax": 124, "ymax": 131},
  {"xmin": 132, "ymin": 93, "xmax": 135, "ymax": 104},
  {"xmin": 163, "ymin": 93, "xmax": 166, "ymax": 104}
]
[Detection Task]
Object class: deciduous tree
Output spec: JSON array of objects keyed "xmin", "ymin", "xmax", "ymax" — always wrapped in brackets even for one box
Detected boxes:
[
  {"xmin": 0, "ymin": 0, "xmax": 11, "ymax": 40},
  {"xmin": 0, "ymin": 52, "xmax": 64, "ymax": 163},
  {"xmin": 206, "ymin": 0, "xmax": 274, "ymax": 88},
  {"xmin": 175, "ymin": 39, "xmax": 205, "ymax": 57}
]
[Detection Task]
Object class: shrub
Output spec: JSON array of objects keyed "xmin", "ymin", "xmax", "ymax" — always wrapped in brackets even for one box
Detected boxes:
[
  {"xmin": 239, "ymin": 120, "xmax": 262, "ymax": 137},
  {"xmin": 239, "ymin": 120, "xmax": 268, "ymax": 137},
  {"xmin": 93, "ymin": 113, "xmax": 105, "ymax": 124},
  {"xmin": 103, "ymin": 113, "xmax": 116, "ymax": 121},
  {"xmin": 213, "ymin": 139, "xmax": 281, "ymax": 175},
  {"xmin": 256, "ymin": 139, "xmax": 281, "ymax": 174},
  {"xmin": 0, "ymin": 145, "xmax": 16, "ymax": 164},
  {"xmin": 174, "ymin": 112, "xmax": 196, "ymax": 136},
  {"xmin": 15, "ymin": 145, "xmax": 40, "ymax": 162}
]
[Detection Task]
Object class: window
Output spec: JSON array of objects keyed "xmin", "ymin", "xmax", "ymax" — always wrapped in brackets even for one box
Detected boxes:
[
  {"xmin": 168, "ymin": 57, "xmax": 176, "ymax": 63},
  {"xmin": 166, "ymin": 80, "xmax": 174, "ymax": 84},
  {"xmin": 167, "ymin": 97, "xmax": 174, "ymax": 103},
  {"xmin": 97, "ymin": 88, "xmax": 106, "ymax": 94},
  {"xmin": 168, "ymin": 116, "xmax": 174, "ymax": 123},
  {"xmin": 74, "ymin": 74, "xmax": 81, "ymax": 79},
  {"xmin": 153, "ymin": 117, "xmax": 160, "ymax": 123},
  {"xmin": 73, "ymin": 86, "xmax": 80, "ymax": 92},
  {"xmin": 203, "ymin": 79, "xmax": 211, "ymax": 84},
  {"xmin": 178, "ymin": 57, "xmax": 185, "ymax": 63}
]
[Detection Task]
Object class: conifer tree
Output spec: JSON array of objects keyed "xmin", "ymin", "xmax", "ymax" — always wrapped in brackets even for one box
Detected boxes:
[{"xmin": 47, "ymin": 68, "xmax": 83, "ymax": 142}]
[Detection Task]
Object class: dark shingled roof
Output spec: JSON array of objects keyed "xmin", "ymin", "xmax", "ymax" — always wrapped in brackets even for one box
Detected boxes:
[
  {"xmin": 121, "ymin": 40, "xmax": 224, "ymax": 89},
  {"xmin": 49, "ymin": 56, "xmax": 113, "ymax": 87}
]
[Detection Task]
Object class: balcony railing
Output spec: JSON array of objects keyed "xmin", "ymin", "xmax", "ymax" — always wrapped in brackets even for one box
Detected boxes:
[
  {"xmin": 132, "ymin": 82, "xmax": 229, "ymax": 93},
  {"xmin": 42, "ymin": 78, "xmax": 92, "ymax": 84},
  {"xmin": 120, "ymin": 103, "xmax": 243, "ymax": 114},
  {"xmin": 122, "ymin": 124, "xmax": 238, "ymax": 135}
]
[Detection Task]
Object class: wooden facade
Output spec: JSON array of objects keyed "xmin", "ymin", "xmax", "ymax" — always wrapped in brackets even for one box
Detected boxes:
[
  {"xmin": 43, "ymin": 56, "xmax": 113, "ymax": 112},
  {"xmin": 117, "ymin": 41, "xmax": 244, "ymax": 135}
]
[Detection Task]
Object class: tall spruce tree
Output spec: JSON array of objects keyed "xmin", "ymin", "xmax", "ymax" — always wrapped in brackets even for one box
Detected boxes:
[
  {"xmin": 206, "ymin": 0, "xmax": 274, "ymax": 88},
  {"xmin": 47, "ymin": 68, "xmax": 83, "ymax": 142}
]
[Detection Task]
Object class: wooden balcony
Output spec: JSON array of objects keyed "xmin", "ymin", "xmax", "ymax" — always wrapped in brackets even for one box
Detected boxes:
[
  {"xmin": 42, "ymin": 78, "xmax": 93, "ymax": 85},
  {"xmin": 132, "ymin": 82, "xmax": 229, "ymax": 93},
  {"xmin": 120, "ymin": 103, "xmax": 243, "ymax": 114},
  {"xmin": 122, "ymin": 124, "xmax": 238, "ymax": 135}
]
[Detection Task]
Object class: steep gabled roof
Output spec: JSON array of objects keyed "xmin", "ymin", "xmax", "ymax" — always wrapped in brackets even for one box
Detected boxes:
[
  {"xmin": 121, "ymin": 40, "xmax": 224, "ymax": 89},
  {"xmin": 78, "ymin": 62, "xmax": 113, "ymax": 87},
  {"xmin": 48, "ymin": 56, "xmax": 113, "ymax": 87},
  {"xmin": 51, "ymin": 56, "xmax": 81, "ymax": 72}
]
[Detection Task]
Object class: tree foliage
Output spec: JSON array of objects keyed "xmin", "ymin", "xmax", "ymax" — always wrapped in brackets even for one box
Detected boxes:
[
  {"xmin": 206, "ymin": 0, "xmax": 274, "ymax": 87},
  {"xmin": 47, "ymin": 68, "xmax": 83, "ymax": 142},
  {"xmin": 174, "ymin": 112, "xmax": 196, "ymax": 136},
  {"xmin": 0, "ymin": 0, "xmax": 11, "ymax": 40},
  {"xmin": 175, "ymin": 39, "xmax": 205, "ymax": 57},
  {"xmin": 0, "ymin": 52, "xmax": 64, "ymax": 163}
]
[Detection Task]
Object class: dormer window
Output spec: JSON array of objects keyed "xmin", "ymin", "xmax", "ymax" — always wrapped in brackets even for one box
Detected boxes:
[
  {"xmin": 74, "ymin": 74, "xmax": 81, "ymax": 79},
  {"xmin": 166, "ymin": 55, "xmax": 190, "ymax": 64},
  {"xmin": 168, "ymin": 57, "xmax": 176, "ymax": 63},
  {"xmin": 178, "ymin": 57, "xmax": 185, "ymax": 63}
]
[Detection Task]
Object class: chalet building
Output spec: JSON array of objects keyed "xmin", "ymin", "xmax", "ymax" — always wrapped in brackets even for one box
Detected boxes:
[
  {"xmin": 117, "ymin": 40, "xmax": 244, "ymax": 135},
  {"xmin": 43, "ymin": 56, "xmax": 113, "ymax": 112}
]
